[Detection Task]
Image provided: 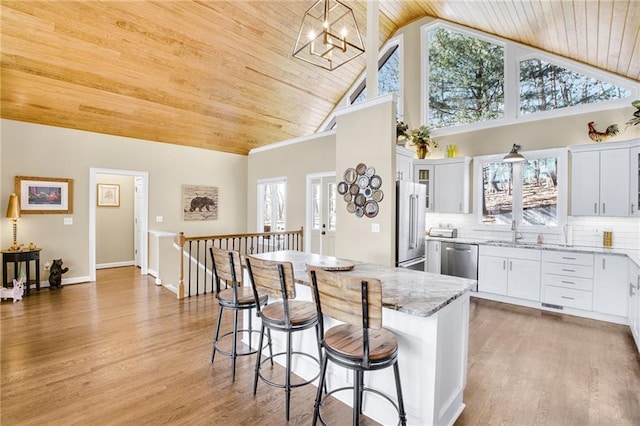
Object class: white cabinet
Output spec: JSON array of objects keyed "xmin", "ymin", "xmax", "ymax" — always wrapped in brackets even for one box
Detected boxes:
[
  {"xmin": 478, "ymin": 246, "xmax": 541, "ymax": 301},
  {"xmin": 426, "ymin": 240, "xmax": 441, "ymax": 273},
  {"xmin": 396, "ymin": 146, "xmax": 414, "ymax": 182},
  {"xmin": 571, "ymin": 146, "xmax": 630, "ymax": 216},
  {"xmin": 630, "ymin": 145, "xmax": 640, "ymax": 217},
  {"xmin": 414, "ymin": 157, "xmax": 471, "ymax": 213},
  {"xmin": 413, "ymin": 163, "xmax": 434, "ymax": 211},
  {"xmin": 628, "ymin": 260, "xmax": 640, "ymax": 353},
  {"xmin": 542, "ymin": 250, "xmax": 594, "ymax": 311},
  {"xmin": 593, "ymin": 254, "xmax": 628, "ymax": 317}
]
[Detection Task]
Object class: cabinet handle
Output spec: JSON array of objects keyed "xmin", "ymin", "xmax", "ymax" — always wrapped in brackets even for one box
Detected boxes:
[
  {"xmin": 503, "ymin": 260, "xmax": 506, "ymax": 270},
  {"xmin": 602, "ymin": 258, "xmax": 605, "ymax": 269},
  {"xmin": 509, "ymin": 261, "xmax": 512, "ymax": 271},
  {"xmin": 560, "ymin": 280, "xmax": 575, "ymax": 285},
  {"xmin": 602, "ymin": 203, "xmax": 606, "ymax": 214},
  {"xmin": 561, "ymin": 268, "xmax": 575, "ymax": 272},
  {"xmin": 632, "ymin": 203, "xmax": 635, "ymax": 214},
  {"xmin": 631, "ymin": 283, "xmax": 637, "ymax": 297},
  {"xmin": 561, "ymin": 256, "xmax": 576, "ymax": 260},
  {"xmin": 561, "ymin": 296, "xmax": 575, "ymax": 300},
  {"xmin": 594, "ymin": 203, "xmax": 598, "ymax": 214},
  {"xmin": 459, "ymin": 203, "xmax": 462, "ymax": 212}
]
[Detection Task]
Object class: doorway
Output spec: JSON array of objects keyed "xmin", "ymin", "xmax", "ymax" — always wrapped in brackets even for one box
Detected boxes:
[
  {"xmin": 306, "ymin": 172, "xmax": 336, "ymax": 256},
  {"xmin": 89, "ymin": 168, "xmax": 148, "ymax": 282}
]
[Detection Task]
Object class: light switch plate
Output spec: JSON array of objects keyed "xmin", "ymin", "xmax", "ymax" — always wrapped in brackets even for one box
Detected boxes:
[
  {"xmin": 371, "ymin": 223, "xmax": 380, "ymax": 233},
  {"xmin": 63, "ymin": 217, "xmax": 73, "ymax": 225},
  {"xmin": 156, "ymin": 216, "xmax": 163, "ymax": 223}
]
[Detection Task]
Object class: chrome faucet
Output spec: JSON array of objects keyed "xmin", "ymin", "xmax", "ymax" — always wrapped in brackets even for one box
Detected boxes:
[{"xmin": 511, "ymin": 220, "xmax": 523, "ymax": 243}]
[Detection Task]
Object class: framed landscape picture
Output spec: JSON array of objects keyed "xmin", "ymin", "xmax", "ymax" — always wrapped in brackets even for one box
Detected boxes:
[
  {"xmin": 15, "ymin": 176, "xmax": 74, "ymax": 214},
  {"xmin": 97, "ymin": 183, "xmax": 120, "ymax": 207}
]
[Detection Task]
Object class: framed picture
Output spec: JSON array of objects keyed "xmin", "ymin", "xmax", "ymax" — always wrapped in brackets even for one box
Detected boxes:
[
  {"xmin": 183, "ymin": 185, "xmax": 218, "ymax": 221},
  {"xmin": 15, "ymin": 176, "xmax": 74, "ymax": 214},
  {"xmin": 97, "ymin": 183, "xmax": 120, "ymax": 207}
]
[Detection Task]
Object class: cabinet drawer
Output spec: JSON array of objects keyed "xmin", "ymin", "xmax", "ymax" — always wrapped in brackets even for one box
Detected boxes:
[
  {"xmin": 543, "ymin": 285, "xmax": 593, "ymax": 311},
  {"xmin": 542, "ymin": 251, "xmax": 593, "ymax": 266},
  {"xmin": 543, "ymin": 273, "xmax": 593, "ymax": 291},
  {"xmin": 480, "ymin": 245, "xmax": 541, "ymax": 260},
  {"xmin": 543, "ymin": 262, "xmax": 593, "ymax": 279}
]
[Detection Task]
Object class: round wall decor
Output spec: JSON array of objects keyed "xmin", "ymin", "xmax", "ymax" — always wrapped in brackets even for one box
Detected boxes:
[{"xmin": 338, "ymin": 163, "xmax": 382, "ymax": 218}]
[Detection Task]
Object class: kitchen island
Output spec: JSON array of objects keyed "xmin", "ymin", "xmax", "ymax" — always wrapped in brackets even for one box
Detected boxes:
[{"xmin": 246, "ymin": 251, "xmax": 476, "ymax": 426}]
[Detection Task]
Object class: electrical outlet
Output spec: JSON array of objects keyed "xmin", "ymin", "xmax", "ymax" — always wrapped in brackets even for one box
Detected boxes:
[{"xmin": 44, "ymin": 261, "xmax": 51, "ymax": 271}]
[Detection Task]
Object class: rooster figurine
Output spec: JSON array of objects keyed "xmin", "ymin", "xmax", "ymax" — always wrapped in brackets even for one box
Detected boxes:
[{"xmin": 587, "ymin": 121, "xmax": 619, "ymax": 142}]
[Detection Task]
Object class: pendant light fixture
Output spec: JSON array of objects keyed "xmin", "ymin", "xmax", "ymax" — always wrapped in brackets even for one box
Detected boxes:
[
  {"xmin": 503, "ymin": 144, "xmax": 525, "ymax": 162},
  {"xmin": 293, "ymin": 0, "xmax": 365, "ymax": 71}
]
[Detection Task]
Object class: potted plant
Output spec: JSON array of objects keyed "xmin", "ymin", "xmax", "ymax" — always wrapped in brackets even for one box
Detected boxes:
[
  {"xmin": 408, "ymin": 125, "xmax": 437, "ymax": 159},
  {"xmin": 396, "ymin": 121, "xmax": 409, "ymax": 146}
]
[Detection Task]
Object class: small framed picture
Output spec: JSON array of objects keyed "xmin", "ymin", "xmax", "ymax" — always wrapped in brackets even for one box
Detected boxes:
[
  {"xmin": 15, "ymin": 176, "xmax": 74, "ymax": 214},
  {"xmin": 97, "ymin": 183, "xmax": 120, "ymax": 207}
]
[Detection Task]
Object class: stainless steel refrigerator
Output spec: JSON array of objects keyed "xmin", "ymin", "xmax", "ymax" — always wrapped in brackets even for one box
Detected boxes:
[{"xmin": 395, "ymin": 180, "xmax": 427, "ymax": 270}]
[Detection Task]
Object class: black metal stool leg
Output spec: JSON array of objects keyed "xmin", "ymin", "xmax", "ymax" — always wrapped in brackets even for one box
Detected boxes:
[
  {"xmin": 393, "ymin": 361, "xmax": 407, "ymax": 426},
  {"xmin": 253, "ymin": 324, "xmax": 266, "ymax": 395},
  {"xmin": 285, "ymin": 331, "xmax": 292, "ymax": 422},
  {"xmin": 231, "ymin": 308, "xmax": 239, "ymax": 382},
  {"xmin": 248, "ymin": 306, "xmax": 253, "ymax": 349},
  {"xmin": 352, "ymin": 369, "xmax": 360, "ymax": 426},
  {"xmin": 357, "ymin": 370, "xmax": 364, "ymax": 414},
  {"xmin": 313, "ymin": 352, "xmax": 328, "ymax": 426},
  {"xmin": 211, "ymin": 306, "xmax": 224, "ymax": 363}
]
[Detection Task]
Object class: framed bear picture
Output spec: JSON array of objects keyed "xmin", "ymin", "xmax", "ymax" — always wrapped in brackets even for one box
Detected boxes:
[{"xmin": 182, "ymin": 185, "xmax": 218, "ymax": 221}]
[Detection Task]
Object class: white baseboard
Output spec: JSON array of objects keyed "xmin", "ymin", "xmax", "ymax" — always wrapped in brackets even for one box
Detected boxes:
[
  {"xmin": 96, "ymin": 261, "xmax": 135, "ymax": 269},
  {"xmin": 163, "ymin": 284, "xmax": 178, "ymax": 295}
]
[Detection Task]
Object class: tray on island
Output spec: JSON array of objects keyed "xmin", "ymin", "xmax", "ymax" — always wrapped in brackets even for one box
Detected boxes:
[{"xmin": 306, "ymin": 259, "xmax": 355, "ymax": 271}]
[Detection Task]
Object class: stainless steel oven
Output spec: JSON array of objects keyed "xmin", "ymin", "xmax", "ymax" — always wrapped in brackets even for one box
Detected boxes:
[{"xmin": 440, "ymin": 242, "xmax": 478, "ymax": 291}]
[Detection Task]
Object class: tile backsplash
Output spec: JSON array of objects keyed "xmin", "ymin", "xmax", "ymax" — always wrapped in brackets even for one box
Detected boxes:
[{"xmin": 426, "ymin": 213, "xmax": 640, "ymax": 250}]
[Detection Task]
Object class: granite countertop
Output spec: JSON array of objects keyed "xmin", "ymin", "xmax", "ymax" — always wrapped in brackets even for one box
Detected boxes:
[
  {"xmin": 425, "ymin": 236, "xmax": 640, "ymax": 267},
  {"xmin": 248, "ymin": 251, "xmax": 476, "ymax": 318}
]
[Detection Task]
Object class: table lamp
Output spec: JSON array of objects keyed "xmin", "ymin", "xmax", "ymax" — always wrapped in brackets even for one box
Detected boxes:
[{"xmin": 6, "ymin": 193, "xmax": 21, "ymax": 251}]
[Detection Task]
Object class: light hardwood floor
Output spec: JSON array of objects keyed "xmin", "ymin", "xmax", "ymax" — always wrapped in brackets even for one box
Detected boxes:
[{"xmin": 1, "ymin": 266, "xmax": 639, "ymax": 425}]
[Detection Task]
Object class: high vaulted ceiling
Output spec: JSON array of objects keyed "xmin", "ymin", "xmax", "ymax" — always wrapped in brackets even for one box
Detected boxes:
[{"xmin": 2, "ymin": 1, "xmax": 639, "ymax": 155}]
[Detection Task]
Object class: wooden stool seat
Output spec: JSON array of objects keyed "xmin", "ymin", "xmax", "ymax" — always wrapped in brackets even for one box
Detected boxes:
[
  {"xmin": 218, "ymin": 287, "xmax": 266, "ymax": 305},
  {"xmin": 324, "ymin": 324, "xmax": 398, "ymax": 361},
  {"xmin": 262, "ymin": 300, "xmax": 318, "ymax": 326}
]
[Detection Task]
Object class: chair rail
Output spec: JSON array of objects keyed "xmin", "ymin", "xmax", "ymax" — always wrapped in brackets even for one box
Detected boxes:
[{"xmin": 173, "ymin": 227, "xmax": 304, "ymax": 299}]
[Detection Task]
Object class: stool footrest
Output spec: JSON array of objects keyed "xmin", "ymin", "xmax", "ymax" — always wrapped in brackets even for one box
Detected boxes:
[{"xmin": 256, "ymin": 351, "xmax": 321, "ymax": 389}]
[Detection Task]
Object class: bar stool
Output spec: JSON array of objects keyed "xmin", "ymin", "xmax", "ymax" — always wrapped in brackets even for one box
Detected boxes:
[
  {"xmin": 309, "ymin": 267, "xmax": 407, "ymax": 426},
  {"xmin": 245, "ymin": 255, "xmax": 323, "ymax": 421},
  {"xmin": 209, "ymin": 246, "xmax": 269, "ymax": 382}
]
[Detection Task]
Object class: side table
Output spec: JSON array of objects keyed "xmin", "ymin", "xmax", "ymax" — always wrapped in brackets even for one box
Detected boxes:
[{"xmin": 2, "ymin": 248, "xmax": 41, "ymax": 296}]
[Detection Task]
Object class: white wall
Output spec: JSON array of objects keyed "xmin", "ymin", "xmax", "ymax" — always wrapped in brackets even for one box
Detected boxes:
[{"xmin": 1, "ymin": 119, "xmax": 248, "ymax": 283}]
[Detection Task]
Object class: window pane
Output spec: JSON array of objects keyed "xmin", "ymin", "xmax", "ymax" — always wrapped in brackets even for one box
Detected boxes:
[
  {"xmin": 327, "ymin": 182, "xmax": 336, "ymax": 231},
  {"xmin": 275, "ymin": 182, "xmax": 286, "ymax": 231},
  {"xmin": 428, "ymin": 27, "xmax": 504, "ymax": 129},
  {"xmin": 522, "ymin": 158, "xmax": 558, "ymax": 226},
  {"xmin": 352, "ymin": 45, "xmax": 400, "ymax": 105},
  {"xmin": 312, "ymin": 183, "xmax": 320, "ymax": 230},
  {"xmin": 519, "ymin": 58, "xmax": 631, "ymax": 114},
  {"xmin": 481, "ymin": 162, "xmax": 513, "ymax": 224},
  {"xmin": 263, "ymin": 185, "xmax": 272, "ymax": 228}
]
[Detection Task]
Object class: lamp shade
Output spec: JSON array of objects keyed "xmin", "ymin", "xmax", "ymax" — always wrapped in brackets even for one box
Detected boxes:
[
  {"xmin": 503, "ymin": 144, "xmax": 525, "ymax": 163},
  {"xmin": 6, "ymin": 193, "xmax": 20, "ymax": 219}
]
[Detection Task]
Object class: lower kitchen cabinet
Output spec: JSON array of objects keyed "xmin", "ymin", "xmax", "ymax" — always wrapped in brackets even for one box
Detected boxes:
[
  {"xmin": 593, "ymin": 254, "xmax": 629, "ymax": 317},
  {"xmin": 426, "ymin": 240, "xmax": 441, "ymax": 274},
  {"xmin": 629, "ymin": 260, "xmax": 640, "ymax": 352},
  {"xmin": 542, "ymin": 250, "xmax": 594, "ymax": 311},
  {"xmin": 478, "ymin": 246, "xmax": 541, "ymax": 301}
]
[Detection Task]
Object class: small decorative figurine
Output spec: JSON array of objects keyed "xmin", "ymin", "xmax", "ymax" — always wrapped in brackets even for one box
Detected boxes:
[
  {"xmin": 587, "ymin": 121, "xmax": 619, "ymax": 142},
  {"xmin": 0, "ymin": 279, "xmax": 24, "ymax": 302},
  {"xmin": 48, "ymin": 259, "xmax": 68, "ymax": 290}
]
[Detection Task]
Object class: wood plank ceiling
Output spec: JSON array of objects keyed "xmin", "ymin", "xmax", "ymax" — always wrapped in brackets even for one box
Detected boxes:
[{"xmin": 1, "ymin": 1, "xmax": 639, "ymax": 155}]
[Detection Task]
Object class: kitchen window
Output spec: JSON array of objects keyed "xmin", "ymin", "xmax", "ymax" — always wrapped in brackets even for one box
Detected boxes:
[
  {"xmin": 474, "ymin": 148, "xmax": 567, "ymax": 230},
  {"xmin": 257, "ymin": 177, "xmax": 286, "ymax": 232}
]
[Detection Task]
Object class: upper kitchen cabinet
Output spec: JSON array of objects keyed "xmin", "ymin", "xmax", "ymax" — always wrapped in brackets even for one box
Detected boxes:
[
  {"xmin": 570, "ymin": 140, "xmax": 633, "ymax": 217},
  {"xmin": 631, "ymin": 145, "xmax": 640, "ymax": 216},
  {"xmin": 414, "ymin": 157, "xmax": 471, "ymax": 213},
  {"xmin": 396, "ymin": 146, "xmax": 414, "ymax": 182}
]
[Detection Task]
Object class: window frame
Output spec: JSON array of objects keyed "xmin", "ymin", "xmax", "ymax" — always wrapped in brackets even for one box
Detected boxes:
[
  {"xmin": 421, "ymin": 20, "xmax": 639, "ymax": 138},
  {"xmin": 473, "ymin": 148, "xmax": 568, "ymax": 233},
  {"xmin": 257, "ymin": 177, "xmax": 287, "ymax": 232},
  {"xmin": 320, "ymin": 35, "xmax": 404, "ymax": 131}
]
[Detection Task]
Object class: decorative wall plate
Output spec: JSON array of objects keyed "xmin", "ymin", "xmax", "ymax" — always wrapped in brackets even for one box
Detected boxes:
[{"xmin": 338, "ymin": 162, "xmax": 383, "ymax": 219}]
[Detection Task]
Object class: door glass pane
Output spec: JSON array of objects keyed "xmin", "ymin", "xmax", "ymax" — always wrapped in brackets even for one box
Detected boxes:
[
  {"xmin": 262, "ymin": 185, "xmax": 272, "ymax": 229},
  {"xmin": 327, "ymin": 183, "xmax": 336, "ymax": 231},
  {"xmin": 522, "ymin": 158, "xmax": 558, "ymax": 226},
  {"xmin": 275, "ymin": 182, "xmax": 286, "ymax": 231},
  {"xmin": 312, "ymin": 183, "xmax": 320, "ymax": 230},
  {"xmin": 482, "ymin": 161, "xmax": 513, "ymax": 224}
]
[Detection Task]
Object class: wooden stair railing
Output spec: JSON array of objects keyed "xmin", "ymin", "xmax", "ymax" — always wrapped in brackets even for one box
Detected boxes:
[{"xmin": 173, "ymin": 227, "xmax": 304, "ymax": 299}]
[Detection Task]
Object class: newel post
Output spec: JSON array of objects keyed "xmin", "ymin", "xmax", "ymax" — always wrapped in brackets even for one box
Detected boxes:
[{"xmin": 175, "ymin": 232, "xmax": 186, "ymax": 299}]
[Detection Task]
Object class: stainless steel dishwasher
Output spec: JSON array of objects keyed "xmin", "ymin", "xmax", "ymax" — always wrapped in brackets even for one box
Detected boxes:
[{"xmin": 440, "ymin": 242, "xmax": 478, "ymax": 291}]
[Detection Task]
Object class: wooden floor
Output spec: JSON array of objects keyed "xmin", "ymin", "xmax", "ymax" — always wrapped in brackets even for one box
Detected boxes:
[{"xmin": 1, "ymin": 266, "xmax": 639, "ymax": 425}]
